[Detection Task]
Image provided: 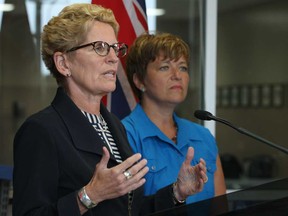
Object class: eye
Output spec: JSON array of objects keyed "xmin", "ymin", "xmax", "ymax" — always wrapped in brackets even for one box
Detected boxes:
[
  {"xmin": 118, "ymin": 47, "xmax": 126, "ymax": 55},
  {"xmin": 94, "ymin": 42, "xmax": 107, "ymax": 54},
  {"xmin": 179, "ymin": 66, "xmax": 188, "ymax": 72},
  {"xmin": 159, "ymin": 65, "xmax": 169, "ymax": 71}
]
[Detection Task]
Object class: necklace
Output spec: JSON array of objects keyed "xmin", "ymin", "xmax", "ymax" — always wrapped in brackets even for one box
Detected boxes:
[{"xmin": 171, "ymin": 122, "xmax": 178, "ymax": 143}]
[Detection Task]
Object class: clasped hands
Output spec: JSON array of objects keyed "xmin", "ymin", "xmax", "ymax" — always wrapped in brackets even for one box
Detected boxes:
[{"xmin": 84, "ymin": 146, "xmax": 207, "ymax": 204}]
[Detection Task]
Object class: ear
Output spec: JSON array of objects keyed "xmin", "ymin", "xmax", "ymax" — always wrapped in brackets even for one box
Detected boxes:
[
  {"xmin": 133, "ymin": 73, "xmax": 144, "ymax": 91},
  {"xmin": 53, "ymin": 52, "xmax": 71, "ymax": 77}
]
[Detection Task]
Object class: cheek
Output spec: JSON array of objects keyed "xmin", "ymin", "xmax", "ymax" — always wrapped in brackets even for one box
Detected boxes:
[
  {"xmin": 182, "ymin": 76, "xmax": 190, "ymax": 95},
  {"xmin": 183, "ymin": 74, "xmax": 190, "ymax": 87},
  {"xmin": 78, "ymin": 62, "xmax": 100, "ymax": 78},
  {"xmin": 151, "ymin": 80, "xmax": 166, "ymax": 92},
  {"xmin": 70, "ymin": 59, "xmax": 86, "ymax": 73}
]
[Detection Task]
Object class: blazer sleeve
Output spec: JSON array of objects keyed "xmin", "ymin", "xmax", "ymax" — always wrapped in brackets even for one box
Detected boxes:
[{"xmin": 13, "ymin": 118, "xmax": 81, "ymax": 216}]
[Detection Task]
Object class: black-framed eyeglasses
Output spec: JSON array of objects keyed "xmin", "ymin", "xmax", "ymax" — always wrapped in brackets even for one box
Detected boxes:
[{"xmin": 67, "ymin": 41, "xmax": 128, "ymax": 58}]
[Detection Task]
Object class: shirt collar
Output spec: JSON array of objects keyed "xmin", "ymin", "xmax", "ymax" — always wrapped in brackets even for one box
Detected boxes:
[
  {"xmin": 130, "ymin": 104, "xmax": 160, "ymax": 138},
  {"xmin": 174, "ymin": 114, "xmax": 204, "ymax": 143},
  {"xmin": 131, "ymin": 104, "xmax": 204, "ymax": 144}
]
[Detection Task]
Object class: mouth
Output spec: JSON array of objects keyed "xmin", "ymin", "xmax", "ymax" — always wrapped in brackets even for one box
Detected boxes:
[
  {"xmin": 103, "ymin": 70, "xmax": 116, "ymax": 79},
  {"xmin": 170, "ymin": 85, "xmax": 183, "ymax": 90}
]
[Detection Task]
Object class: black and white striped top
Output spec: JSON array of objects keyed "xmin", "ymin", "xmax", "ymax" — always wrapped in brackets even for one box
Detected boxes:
[
  {"xmin": 82, "ymin": 111, "xmax": 123, "ymax": 163},
  {"xmin": 82, "ymin": 110, "xmax": 134, "ymax": 209}
]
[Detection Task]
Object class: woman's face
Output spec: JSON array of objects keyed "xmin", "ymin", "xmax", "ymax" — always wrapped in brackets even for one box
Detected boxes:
[
  {"xmin": 66, "ymin": 21, "xmax": 119, "ymax": 97},
  {"xmin": 141, "ymin": 53, "xmax": 190, "ymax": 107}
]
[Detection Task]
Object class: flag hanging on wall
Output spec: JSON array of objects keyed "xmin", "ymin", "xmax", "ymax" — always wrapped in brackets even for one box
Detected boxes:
[{"xmin": 92, "ymin": 0, "xmax": 148, "ymax": 119}]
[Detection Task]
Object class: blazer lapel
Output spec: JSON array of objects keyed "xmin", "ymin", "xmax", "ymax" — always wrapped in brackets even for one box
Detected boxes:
[
  {"xmin": 51, "ymin": 87, "xmax": 104, "ymax": 156},
  {"xmin": 100, "ymin": 104, "xmax": 134, "ymax": 161},
  {"xmin": 51, "ymin": 87, "xmax": 133, "ymax": 163}
]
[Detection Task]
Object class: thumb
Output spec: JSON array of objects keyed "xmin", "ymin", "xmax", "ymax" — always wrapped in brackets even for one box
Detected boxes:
[
  {"xmin": 184, "ymin": 147, "xmax": 194, "ymax": 165},
  {"xmin": 97, "ymin": 146, "xmax": 110, "ymax": 170}
]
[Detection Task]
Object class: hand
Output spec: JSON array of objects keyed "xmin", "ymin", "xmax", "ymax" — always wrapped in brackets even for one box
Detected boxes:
[
  {"xmin": 85, "ymin": 147, "xmax": 149, "ymax": 204},
  {"xmin": 174, "ymin": 147, "xmax": 208, "ymax": 201}
]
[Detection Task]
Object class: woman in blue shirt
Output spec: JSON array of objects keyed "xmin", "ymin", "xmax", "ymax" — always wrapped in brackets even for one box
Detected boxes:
[{"xmin": 122, "ymin": 32, "xmax": 226, "ymax": 204}]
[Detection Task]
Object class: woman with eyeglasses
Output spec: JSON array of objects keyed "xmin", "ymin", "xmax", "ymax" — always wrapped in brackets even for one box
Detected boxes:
[{"xmin": 13, "ymin": 3, "xmax": 208, "ymax": 216}]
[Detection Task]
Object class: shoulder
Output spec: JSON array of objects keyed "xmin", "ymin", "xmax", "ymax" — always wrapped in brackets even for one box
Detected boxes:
[
  {"xmin": 176, "ymin": 115, "xmax": 212, "ymax": 134},
  {"xmin": 175, "ymin": 115, "xmax": 216, "ymax": 147},
  {"xmin": 122, "ymin": 104, "xmax": 145, "ymax": 129},
  {"xmin": 15, "ymin": 106, "xmax": 61, "ymax": 139},
  {"xmin": 13, "ymin": 106, "xmax": 61, "ymax": 154},
  {"xmin": 21, "ymin": 106, "xmax": 57, "ymax": 126}
]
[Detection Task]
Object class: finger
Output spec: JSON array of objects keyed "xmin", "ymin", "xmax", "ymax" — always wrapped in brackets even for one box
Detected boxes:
[
  {"xmin": 199, "ymin": 158, "xmax": 206, "ymax": 166},
  {"xmin": 197, "ymin": 181, "xmax": 205, "ymax": 192},
  {"xmin": 198, "ymin": 158, "xmax": 207, "ymax": 173},
  {"xmin": 118, "ymin": 153, "xmax": 142, "ymax": 173},
  {"xmin": 127, "ymin": 176, "xmax": 147, "ymax": 192},
  {"xmin": 128, "ymin": 158, "xmax": 148, "ymax": 175},
  {"xmin": 203, "ymin": 174, "xmax": 208, "ymax": 183},
  {"xmin": 96, "ymin": 146, "xmax": 110, "ymax": 170},
  {"xmin": 126, "ymin": 167, "xmax": 148, "ymax": 191},
  {"xmin": 201, "ymin": 170, "xmax": 208, "ymax": 183},
  {"xmin": 122, "ymin": 158, "xmax": 148, "ymax": 182},
  {"xmin": 184, "ymin": 147, "xmax": 194, "ymax": 165},
  {"xmin": 120, "ymin": 163, "xmax": 149, "ymax": 194},
  {"xmin": 195, "ymin": 163, "xmax": 207, "ymax": 183},
  {"xmin": 129, "ymin": 160, "xmax": 149, "ymax": 180},
  {"xmin": 192, "ymin": 166, "xmax": 207, "ymax": 187}
]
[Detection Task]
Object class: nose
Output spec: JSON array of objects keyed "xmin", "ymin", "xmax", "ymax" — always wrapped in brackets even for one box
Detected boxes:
[
  {"xmin": 106, "ymin": 47, "xmax": 119, "ymax": 64},
  {"xmin": 171, "ymin": 68, "xmax": 182, "ymax": 80}
]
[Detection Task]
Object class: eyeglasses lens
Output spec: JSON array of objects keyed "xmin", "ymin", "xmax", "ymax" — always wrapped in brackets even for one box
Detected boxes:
[
  {"xmin": 93, "ymin": 42, "xmax": 127, "ymax": 58},
  {"xmin": 94, "ymin": 42, "xmax": 109, "ymax": 56}
]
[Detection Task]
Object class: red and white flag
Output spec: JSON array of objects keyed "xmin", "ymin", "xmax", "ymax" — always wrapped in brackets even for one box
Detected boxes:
[{"xmin": 92, "ymin": 0, "xmax": 148, "ymax": 119}]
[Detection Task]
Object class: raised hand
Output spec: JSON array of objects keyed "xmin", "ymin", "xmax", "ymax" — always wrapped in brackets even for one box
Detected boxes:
[
  {"xmin": 173, "ymin": 147, "xmax": 208, "ymax": 201},
  {"xmin": 85, "ymin": 147, "xmax": 149, "ymax": 204}
]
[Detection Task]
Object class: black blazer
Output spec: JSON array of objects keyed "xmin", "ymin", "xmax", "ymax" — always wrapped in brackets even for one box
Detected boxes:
[{"xmin": 13, "ymin": 87, "xmax": 174, "ymax": 216}]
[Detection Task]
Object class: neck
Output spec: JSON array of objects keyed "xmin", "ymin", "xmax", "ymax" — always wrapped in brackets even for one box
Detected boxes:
[
  {"xmin": 141, "ymin": 104, "xmax": 177, "ymax": 143},
  {"xmin": 65, "ymin": 88, "xmax": 102, "ymax": 115}
]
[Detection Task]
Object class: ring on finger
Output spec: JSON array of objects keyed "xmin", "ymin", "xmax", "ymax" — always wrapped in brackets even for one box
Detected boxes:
[{"xmin": 123, "ymin": 170, "xmax": 133, "ymax": 180}]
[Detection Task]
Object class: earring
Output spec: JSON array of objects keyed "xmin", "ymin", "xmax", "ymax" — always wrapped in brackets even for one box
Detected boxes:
[
  {"xmin": 141, "ymin": 86, "xmax": 146, "ymax": 92},
  {"xmin": 66, "ymin": 73, "xmax": 71, "ymax": 77}
]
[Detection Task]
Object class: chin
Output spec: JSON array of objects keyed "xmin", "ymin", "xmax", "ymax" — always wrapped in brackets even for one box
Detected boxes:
[
  {"xmin": 171, "ymin": 98, "xmax": 185, "ymax": 104},
  {"xmin": 106, "ymin": 85, "xmax": 116, "ymax": 93}
]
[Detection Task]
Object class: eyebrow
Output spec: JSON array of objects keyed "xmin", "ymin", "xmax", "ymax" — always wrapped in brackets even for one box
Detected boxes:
[{"xmin": 160, "ymin": 58, "xmax": 187, "ymax": 64}]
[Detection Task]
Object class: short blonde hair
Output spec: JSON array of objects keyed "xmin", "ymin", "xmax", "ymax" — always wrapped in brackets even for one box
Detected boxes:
[{"xmin": 41, "ymin": 3, "xmax": 119, "ymax": 84}]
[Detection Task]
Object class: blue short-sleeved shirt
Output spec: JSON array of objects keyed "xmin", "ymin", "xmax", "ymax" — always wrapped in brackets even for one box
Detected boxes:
[{"xmin": 122, "ymin": 104, "xmax": 218, "ymax": 204}]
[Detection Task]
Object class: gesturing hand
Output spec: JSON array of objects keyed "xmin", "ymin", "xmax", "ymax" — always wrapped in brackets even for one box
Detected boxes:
[
  {"xmin": 85, "ymin": 147, "xmax": 149, "ymax": 204},
  {"xmin": 173, "ymin": 147, "xmax": 208, "ymax": 201}
]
